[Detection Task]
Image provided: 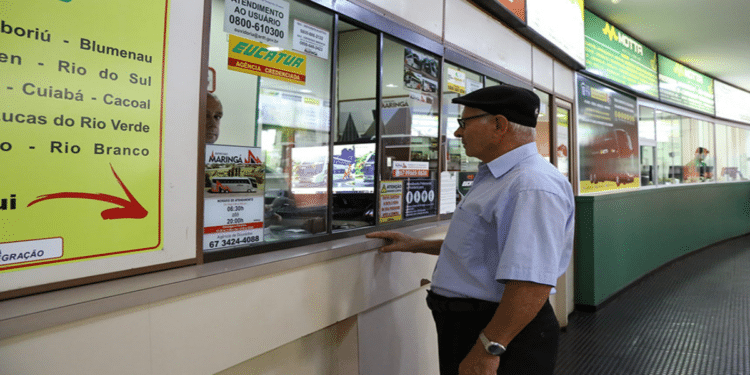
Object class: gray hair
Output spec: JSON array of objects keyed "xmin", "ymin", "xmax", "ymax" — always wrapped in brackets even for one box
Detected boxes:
[{"xmin": 507, "ymin": 121, "xmax": 536, "ymax": 144}]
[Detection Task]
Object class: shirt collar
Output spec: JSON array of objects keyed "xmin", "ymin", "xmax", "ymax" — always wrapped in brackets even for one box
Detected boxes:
[{"xmin": 484, "ymin": 142, "xmax": 538, "ymax": 178}]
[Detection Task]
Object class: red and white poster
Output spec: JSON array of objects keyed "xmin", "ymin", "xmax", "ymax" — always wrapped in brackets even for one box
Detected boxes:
[{"xmin": 204, "ymin": 145, "xmax": 265, "ymax": 250}]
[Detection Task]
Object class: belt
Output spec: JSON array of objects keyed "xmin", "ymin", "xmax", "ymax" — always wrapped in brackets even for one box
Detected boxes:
[{"xmin": 426, "ymin": 290, "xmax": 499, "ymax": 313}]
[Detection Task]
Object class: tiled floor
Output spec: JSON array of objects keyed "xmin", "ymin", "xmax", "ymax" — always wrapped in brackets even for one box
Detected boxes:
[{"xmin": 556, "ymin": 234, "xmax": 750, "ymax": 375}]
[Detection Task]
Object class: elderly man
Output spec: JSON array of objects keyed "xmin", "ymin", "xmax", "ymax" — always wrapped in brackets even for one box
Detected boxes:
[
  {"xmin": 205, "ymin": 92, "xmax": 223, "ymax": 144},
  {"xmin": 367, "ymin": 85, "xmax": 574, "ymax": 375}
]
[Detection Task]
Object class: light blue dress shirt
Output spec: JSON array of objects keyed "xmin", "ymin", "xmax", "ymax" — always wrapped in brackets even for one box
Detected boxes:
[{"xmin": 431, "ymin": 142, "xmax": 575, "ymax": 302}]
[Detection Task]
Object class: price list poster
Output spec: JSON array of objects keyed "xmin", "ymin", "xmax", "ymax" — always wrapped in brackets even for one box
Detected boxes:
[{"xmin": 0, "ymin": 0, "xmax": 169, "ymax": 272}]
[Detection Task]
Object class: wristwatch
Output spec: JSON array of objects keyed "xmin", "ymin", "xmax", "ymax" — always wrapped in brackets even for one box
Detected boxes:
[{"xmin": 478, "ymin": 332, "xmax": 506, "ymax": 356}]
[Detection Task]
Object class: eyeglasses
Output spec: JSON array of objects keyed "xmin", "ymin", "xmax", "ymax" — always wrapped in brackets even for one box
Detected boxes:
[{"xmin": 456, "ymin": 113, "xmax": 493, "ymax": 129}]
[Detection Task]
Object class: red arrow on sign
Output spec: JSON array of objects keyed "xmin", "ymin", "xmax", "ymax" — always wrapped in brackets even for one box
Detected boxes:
[{"xmin": 27, "ymin": 164, "xmax": 148, "ymax": 220}]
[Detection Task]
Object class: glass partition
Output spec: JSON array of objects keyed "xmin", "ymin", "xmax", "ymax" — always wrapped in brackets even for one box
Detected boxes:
[
  {"xmin": 205, "ymin": 0, "xmax": 333, "ymax": 251},
  {"xmin": 555, "ymin": 106, "xmax": 572, "ymax": 180},
  {"xmin": 534, "ymin": 90, "xmax": 552, "ymax": 162},
  {"xmin": 721, "ymin": 126, "xmax": 750, "ymax": 181},
  {"xmin": 680, "ymin": 118, "xmax": 714, "ymax": 183},
  {"xmin": 442, "ymin": 62, "xmax": 482, "ymax": 205},
  {"xmin": 655, "ymin": 110, "xmax": 682, "ymax": 185},
  {"xmin": 380, "ymin": 37, "xmax": 440, "ymax": 220},
  {"xmin": 333, "ymin": 21, "xmax": 378, "ymax": 229},
  {"xmin": 639, "ymin": 106, "xmax": 656, "ymax": 186}
]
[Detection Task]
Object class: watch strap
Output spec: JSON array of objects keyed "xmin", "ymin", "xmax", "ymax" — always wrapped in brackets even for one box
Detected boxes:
[{"xmin": 478, "ymin": 332, "xmax": 506, "ymax": 356}]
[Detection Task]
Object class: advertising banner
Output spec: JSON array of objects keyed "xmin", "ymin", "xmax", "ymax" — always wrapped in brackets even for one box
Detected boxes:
[
  {"xmin": 457, "ymin": 172, "xmax": 476, "ymax": 199},
  {"xmin": 228, "ymin": 35, "xmax": 307, "ymax": 85},
  {"xmin": 379, "ymin": 181, "xmax": 403, "ymax": 223},
  {"xmin": 204, "ymin": 145, "xmax": 265, "ymax": 251},
  {"xmin": 0, "ymin": 0, "xmax": 169, "ymax": 272},
  {"xmin": 577, "ymin": 75, "xmax": 639, "ymax": 193},
  {"xmin": 333, "ymin": 144, "xmax": 375, "ymax": 193},
  {"xmin": 584, "ymin": 10, "xmax": 658, "ymax": 98},
  {"xmin": 446, "ymin": 68, "xmax": 466, "ymax": 94},
  {"xmin": 258, "ymin": 88, "xmax": 330, "ymax": 131},
  {"xmin": 392, "ymin": 161, "xmax": 429, "ymax": 178},
  {"xmin": 658, "ymin": 55, "xmax": 715, "ymax": 115},
  {"xmin": 404, "ymin": 179, "xmax": 436, "ymax": 219},
  {"xmin": 403, "ymin": 47, "xmax": 439, "ymax": 106},
  {"xmin": 527, "ymin": 0, "xmax": 585, "ymax": 66},
  {"xmin": 291, "ymin": 146, "xmax": 328, "ymax": 195},
  {"xmin": 494, "ymin": 0, "xmax": 526, "ymax": 21},
  {"xmin": 714, "ymin": 81, "xmax": 750, "ymax": 124}
]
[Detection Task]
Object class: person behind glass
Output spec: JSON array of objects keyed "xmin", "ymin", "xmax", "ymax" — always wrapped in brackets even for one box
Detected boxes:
[
  {"xmin": 204, "ymin": 92, "xmax": 223, "ymax": 190},
  {"xmin": 366, "ymin": 85, "xmax": 575, "ymax": 375},
  {"xmin": 206, "ymin": 92, "xmax": 223, "ymax": 144},
  {"xmin": 683, "ymin": 147, "xmax": 712, "ymax": 182}
]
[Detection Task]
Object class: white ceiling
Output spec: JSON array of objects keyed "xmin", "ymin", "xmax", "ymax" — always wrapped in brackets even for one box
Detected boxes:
[{"xmin": 585, "ymin": 0, "xmax": 750, "ymax": 93}]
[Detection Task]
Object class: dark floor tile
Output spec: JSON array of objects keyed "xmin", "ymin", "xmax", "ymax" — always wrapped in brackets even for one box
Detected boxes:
[{"xmin": 556, "ymin": 235, "xmax": 750, "ymax": 375}]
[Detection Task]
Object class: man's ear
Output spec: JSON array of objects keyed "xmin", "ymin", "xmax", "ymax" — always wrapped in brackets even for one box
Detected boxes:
[{"xmin": 494, "ymin": 115, "xmax": 509, "ymax": 133}]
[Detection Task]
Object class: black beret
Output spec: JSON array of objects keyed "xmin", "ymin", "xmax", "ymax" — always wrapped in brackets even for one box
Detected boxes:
[{"xmin": 452, "ymin": 85, "xmax": 540, "ymax": 127}]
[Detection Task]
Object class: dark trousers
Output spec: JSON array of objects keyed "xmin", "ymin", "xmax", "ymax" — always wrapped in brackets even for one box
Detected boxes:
[{"xmin": 427, "ymin": 291, "xmax": 559, "ymax": 375}]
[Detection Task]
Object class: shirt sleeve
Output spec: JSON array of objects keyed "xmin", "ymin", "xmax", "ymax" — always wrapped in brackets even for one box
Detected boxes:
[{"xmin": 495, "ymin": 189, "xmax": 571, "ymax": 286}]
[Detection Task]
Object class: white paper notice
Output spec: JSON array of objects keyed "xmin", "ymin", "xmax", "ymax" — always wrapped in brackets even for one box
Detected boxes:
[
  {"xmin": 293, "ymin": 19, "xmax": 329, "ymax": 59},
  {"xmin": 224, "ymin": 0, "xmax": 290, "ymax": 47},
  {"xmin": 440, "ymin": 171, "xmax": 456, "ymax": 214}
]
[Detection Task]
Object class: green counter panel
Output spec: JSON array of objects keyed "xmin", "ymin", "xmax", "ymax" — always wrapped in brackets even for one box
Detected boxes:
[{"xmin": 574, "ymin": 182, "xmax": 750, "ymax": 308}]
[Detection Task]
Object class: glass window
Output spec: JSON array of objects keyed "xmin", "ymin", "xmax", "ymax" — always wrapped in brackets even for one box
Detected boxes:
[
  {"xmin": 740, "ymin": 129, "xmax": 750, "ymax": 180},
  {"xmin": 534, "ymin": 90, "xmax": 552, "ymax": 162},
  {"xmin": 655, "ymin": 110, "xmax": 682, "ymax": 185},
  {"xmin": 380, "ymin": 37, "xmax": 440, "ymax": 220},
  {"xmin": 680, "ymin": 118, "xmax": 714, "ymax": 183},
  {"xmin": 722, "ymin": 126, "xmax": 750, "ymax": 181},
  {"xmin": 555, "ymin": 106, "xmax": 571, "ymax": 180},
  {"xmin": 333, "ymin": 21, "xmax": 377, "ymax": 229},
  {"xmin": 639, "ymin": 106, "xmax": 656, "ymax": 186},
  {"xmin": 442, "ymin": 62, "xmax": 482, "ymax": 204},
  {"xmin": 204, "ymin": 0, "xmax": 333, "ymax": 252},
  {"xmin": 715, "ymin": 124, "xmax": 729, "ymax": 181}
]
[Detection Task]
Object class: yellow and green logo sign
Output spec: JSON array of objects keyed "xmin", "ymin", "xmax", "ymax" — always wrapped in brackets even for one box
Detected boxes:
[
  {"xmin": 228, "ymin": 35, "xmax": 307, "ymax": 85},
  {"xmin": 584, "ymin": 10, "xmax": 658, "ymax": 97}
]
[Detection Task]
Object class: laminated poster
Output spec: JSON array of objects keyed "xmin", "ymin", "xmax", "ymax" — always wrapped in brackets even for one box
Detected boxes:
[
  {"xmin": 204, "ymin": 145, "xmax": 265, "ymax": 251},
  {"xmin": 0, "ymin": 0, "xmax": 169, "ymax": 272}
]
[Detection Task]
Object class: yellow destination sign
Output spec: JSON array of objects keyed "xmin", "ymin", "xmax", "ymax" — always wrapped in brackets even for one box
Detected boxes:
[{"xmin": 0, "ymin": 0, "xmax": 168, "ymax": 272}]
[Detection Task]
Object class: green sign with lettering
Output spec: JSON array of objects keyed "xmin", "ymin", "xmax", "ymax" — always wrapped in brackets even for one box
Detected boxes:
[
  {"xmin": 584, "ymin": 10, "xmax": 658, "ymax": 97},
  {"xmin": 658, "ymin": 55, "xmax": 715, "ymax": 115}
]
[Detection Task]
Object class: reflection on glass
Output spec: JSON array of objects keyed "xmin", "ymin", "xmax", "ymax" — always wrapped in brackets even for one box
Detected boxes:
[
  {"xmin": 720, "ymin": 126, "xmax": 749, "ymax": 182},
  {"xmin": 680, "ymin": 118, "xmax": 714, "ymax": 183},
  {"xmin": 639, "ymin": 106, "xmax": 655, "ymax": 186},
  {"xmin": 534, "ymin": 90, "xmax": 551, "ymax": 162},
  {"xmin": 381, "ymin": 37, "xmax": 439, "ymax": 220},
  {"xmin": 442, "ymin": 62, "xmax": 482, "ymax": 205},
  {"xmin": 205, "ymin": 0, "xmax": 333, "ymax": 250},
  {"xmin": 640, "ymin": 146, "xmax": 655, "ymax": 185},
  {"xmin": 334, "ymin": 21, "xmax": 377, "ymax": 229},
  {"xmin": 656, "ymin": 111, "xmax": 681, "ymax": 184},
  {"xmin": 555, "ymin": 107, "xmax": 571, "ymax": 180},
  {"xmin": 639, "ymin": 106, "xmax": 656, "ymax": 141}
]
